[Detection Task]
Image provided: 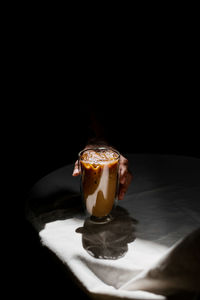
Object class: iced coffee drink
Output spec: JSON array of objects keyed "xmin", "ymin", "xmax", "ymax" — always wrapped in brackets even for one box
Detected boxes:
[{"xmin": 79, "ymin": 147, "xmax": 120, "ymax": 222}]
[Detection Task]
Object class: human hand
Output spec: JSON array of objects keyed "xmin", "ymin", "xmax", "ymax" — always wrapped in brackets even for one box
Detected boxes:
[
  {"xmin": 72, "ymin": 159, "xmax": 80, "ymax": 176},
  {"xmin": 118, "ymin": 154, "xmax": 133, "ymax": 200}
]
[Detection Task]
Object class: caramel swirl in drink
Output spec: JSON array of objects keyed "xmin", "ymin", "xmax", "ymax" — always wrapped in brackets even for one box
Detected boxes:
[{"xmin": 79, "ymin": 148, "xmax": 119, "ymax": 218}]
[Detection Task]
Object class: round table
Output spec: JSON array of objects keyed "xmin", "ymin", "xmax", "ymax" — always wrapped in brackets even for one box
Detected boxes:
[{"xmin": 26, "ymin": 154, "xmax": 200, "ymax": 300}]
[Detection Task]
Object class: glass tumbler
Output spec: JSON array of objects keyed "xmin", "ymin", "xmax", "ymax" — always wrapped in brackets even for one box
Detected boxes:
[{"xmin": 79, "ymin": 147, "xmax": 120, "ymax": 224}]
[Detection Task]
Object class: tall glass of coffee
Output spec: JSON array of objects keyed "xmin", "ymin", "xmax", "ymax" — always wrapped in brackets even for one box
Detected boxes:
[{"xmin": 79, "ymin": 147, "xmax": 120, "ymax": 224}]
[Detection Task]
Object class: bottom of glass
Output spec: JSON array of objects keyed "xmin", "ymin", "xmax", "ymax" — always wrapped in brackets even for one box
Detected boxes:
[{"xmin": 89, "ymin": 214, "xmax": 113, "ymax": 224}]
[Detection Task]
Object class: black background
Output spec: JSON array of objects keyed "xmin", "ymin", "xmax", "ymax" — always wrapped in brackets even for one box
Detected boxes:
[{"xmin": 9, "ymin": 19, "xmax": 199, "ymax": 298}]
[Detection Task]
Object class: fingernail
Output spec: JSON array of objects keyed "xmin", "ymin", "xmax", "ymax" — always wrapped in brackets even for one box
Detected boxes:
[
  {"xmin": 120, "ymin": 177, "xmax": 126, "ymax": 184},
  {"xmin": 72, "ymin": 169, "xmax": 78, "ymax": 176},
  {"xmin": 118, "ymin": 192, "xmax": 125, "ymax": 200}
]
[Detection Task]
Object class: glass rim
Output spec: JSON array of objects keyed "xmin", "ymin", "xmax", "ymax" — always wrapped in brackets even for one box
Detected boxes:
[{"xmin": 78, "ymin": 147, "xmax": 120, "ymax": 163}]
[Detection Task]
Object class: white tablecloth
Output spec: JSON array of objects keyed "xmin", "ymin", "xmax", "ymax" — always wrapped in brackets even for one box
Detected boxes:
[{"xmin": 26, "ymin": 154, "xmax": 200, "ymax": 300}]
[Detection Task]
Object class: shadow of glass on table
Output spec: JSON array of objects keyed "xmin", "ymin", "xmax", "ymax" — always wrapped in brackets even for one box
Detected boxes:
[{"xmin": 76, "ymin": 206, "xmax": 138, "ymax": 260}]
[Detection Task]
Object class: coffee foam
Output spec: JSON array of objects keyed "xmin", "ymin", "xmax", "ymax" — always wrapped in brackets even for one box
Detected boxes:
[{"xmin": 80, "ymin": 149, "xmax": 119, "ymax": 165}]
